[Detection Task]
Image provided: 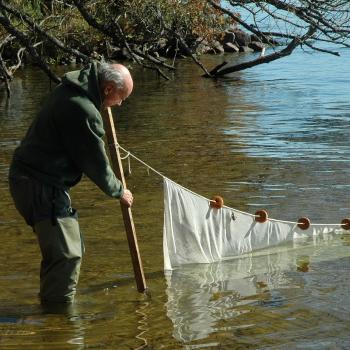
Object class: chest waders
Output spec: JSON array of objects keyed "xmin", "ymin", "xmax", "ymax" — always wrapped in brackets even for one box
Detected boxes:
[{"xmin": 9, "ymin": 169, "xmax": 84, "ymax": 304}]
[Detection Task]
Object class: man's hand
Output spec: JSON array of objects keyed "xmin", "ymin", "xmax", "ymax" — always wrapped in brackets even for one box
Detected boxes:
[{"xmin": 120, "ymin": 189, "xmax": 133, "ymax": 207}]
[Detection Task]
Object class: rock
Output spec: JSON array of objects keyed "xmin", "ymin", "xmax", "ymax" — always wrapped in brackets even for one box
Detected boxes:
[
  {"xmin": 249, "ymin": 41, "xmax": 265, "ymax": 52},
  {"xmin": 233, "ymin": 29, "xmax": 251, "ymax": 47},
  {"xmin": 209, "ymin": 40, "xmax": 224, "ymax": 54},
  {"xmin": 222, "ymin": 31, "xmax": 235, "ymax": 45},
  {"xmin": 223, "ymin": 42, "xmax": 239, "ymax": 53},
  {"xmin": 220, "ymin": 31, "xmax": 237, "ymax": 52},
  {"xmin": 196, "ymin": 39, "xmax": 224, "ymax": 55},
  {"xmin": 239, "ymin": 46, "xmax": 254, "ymax": 53},
  {"xmin": 191, "ymin": 37, "xmax": 220, "ymax": 55},
  {"xmin": 250, "ymin": 34, "xmax": 260, "ymax": 42}
]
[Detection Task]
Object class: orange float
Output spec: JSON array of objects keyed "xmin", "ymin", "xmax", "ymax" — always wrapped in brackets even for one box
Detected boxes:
[
  {"xmin": 341, "ymin": 218, "xmax": 350, "ymax": 230},
  {"xmin": 210, "ymin": 195, "xmax": 224, "ymax": 209},
  {"xmin": 297, "ymin": 217, "xmax": 310, "ymax": 230},
  {"xmin": 255, "ymin": 210, "xmax": 268, "ymax": 223}
]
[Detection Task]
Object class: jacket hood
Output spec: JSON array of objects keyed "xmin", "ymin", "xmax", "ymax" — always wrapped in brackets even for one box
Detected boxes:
[{"xmin": 61, "ymin": 62, "xmax": 102, "ymax": 109}]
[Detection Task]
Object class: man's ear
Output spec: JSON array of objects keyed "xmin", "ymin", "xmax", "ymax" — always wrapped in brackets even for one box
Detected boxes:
[{"xmin": 103, "ymin": 82, "xmax": 114, "ymax": 96}]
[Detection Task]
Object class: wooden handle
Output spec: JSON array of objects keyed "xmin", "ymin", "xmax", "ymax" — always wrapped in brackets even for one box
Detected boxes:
[{"xmin": 102, "ymin": 107, "xmax": 147, "ymax": 293}]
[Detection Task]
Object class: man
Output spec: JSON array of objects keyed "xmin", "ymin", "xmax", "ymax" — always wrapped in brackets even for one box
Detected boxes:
[{"xmin": 8, "ymin": 62, "xmax": 133, "ymax": 304}]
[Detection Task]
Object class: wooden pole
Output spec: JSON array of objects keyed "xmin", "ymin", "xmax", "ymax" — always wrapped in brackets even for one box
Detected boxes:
[{"xmin": 102, "ymin": 107, "xmax": 147, "ymax": 293}]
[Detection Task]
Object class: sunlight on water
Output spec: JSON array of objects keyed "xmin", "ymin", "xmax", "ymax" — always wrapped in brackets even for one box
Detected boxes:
[{"xmin": 223, "ymin": 47, "xmax": 350, "ymax": 162}]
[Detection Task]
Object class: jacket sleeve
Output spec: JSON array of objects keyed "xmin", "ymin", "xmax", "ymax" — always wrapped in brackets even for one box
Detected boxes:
[{"xmin": 55, "ymin": 99, "xmax": 124, "ymax": 199}]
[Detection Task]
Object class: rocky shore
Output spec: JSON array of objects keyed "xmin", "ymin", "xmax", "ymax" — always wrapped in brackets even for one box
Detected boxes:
[{"xmin": 89, "ymin": 28, "xmax": 274, "ymax": 65}]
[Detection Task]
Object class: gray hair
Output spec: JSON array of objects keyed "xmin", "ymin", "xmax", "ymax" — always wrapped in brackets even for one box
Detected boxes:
[{"xmin": 98, "ymin": 62, "xmax": 125, "ymax": 89}]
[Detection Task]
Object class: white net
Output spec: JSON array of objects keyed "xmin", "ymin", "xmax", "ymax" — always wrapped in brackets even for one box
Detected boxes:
[{"xmin": 163, "ymin": 178, "xmax": 344, "ymax": 270}]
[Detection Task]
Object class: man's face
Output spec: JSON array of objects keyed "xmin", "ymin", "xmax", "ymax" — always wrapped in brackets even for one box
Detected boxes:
[
  {"xmin": 102, "ymin": 72, "xmax": 133, "ymax": 108},
  {"xmin": 102, "ymin": 82, "xmax": 128, "ymax": 108}
]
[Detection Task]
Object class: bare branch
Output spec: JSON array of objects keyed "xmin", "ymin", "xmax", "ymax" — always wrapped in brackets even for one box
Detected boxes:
[
  {"xmin": 175, "ymin": 33, "xmax": 211, "ymax": 77},
  {"xmin": 8, "ymin": 47, "xmax": 25, "ymax": 74},
  {"xmin": 0, "ymin": 13, "xmax": 60, "ymax": 83},
  {"xmin": 303, "ymin": 42, "xmax": 340, "ymax": 56}
]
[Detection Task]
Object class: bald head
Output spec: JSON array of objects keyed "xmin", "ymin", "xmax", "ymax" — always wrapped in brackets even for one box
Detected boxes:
[
  {"xmin": 98, "ymin": 62, "xmax": 134, "ymax": 108},
  {"xmin": 111, "ymin": 63, "xmax": 133, "ymax": 95}
]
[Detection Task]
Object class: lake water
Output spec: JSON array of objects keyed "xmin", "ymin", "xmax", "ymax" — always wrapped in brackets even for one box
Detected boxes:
[{"xmin": 1, "ymin": 46, "xmax": 350, "ymax": 349}]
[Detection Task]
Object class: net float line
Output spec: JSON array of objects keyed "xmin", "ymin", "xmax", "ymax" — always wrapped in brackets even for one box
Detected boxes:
[{"xmin": 115, "ymin": 143, "xmax": 350, "ymax": 231}]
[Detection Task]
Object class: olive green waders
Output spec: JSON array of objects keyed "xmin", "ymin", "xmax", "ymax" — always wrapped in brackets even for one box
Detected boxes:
[{"xmin": 9, "ymin": 170, "xmax": 84, "ymax": 304}]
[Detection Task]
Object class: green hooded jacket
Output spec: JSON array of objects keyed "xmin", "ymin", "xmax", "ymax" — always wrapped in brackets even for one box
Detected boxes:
[{"xmin": 10, "ymin": 62, "xmax": 124, "ymax": 199}]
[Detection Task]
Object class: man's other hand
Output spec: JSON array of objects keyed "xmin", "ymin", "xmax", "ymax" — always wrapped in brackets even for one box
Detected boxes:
[{"xmin": 120, "ymin": 189, "xmax": 133, "ymax": 207}]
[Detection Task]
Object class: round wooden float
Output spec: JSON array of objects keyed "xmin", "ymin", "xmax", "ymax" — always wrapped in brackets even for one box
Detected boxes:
[
  {"xmin": 297, "ymin": 217, "xmax": 310, "ymax": 230},
  {"xmin": 341, "ymin": 218, "xmax": 350, "ymax": 230},
  {"xmin": 255, "ymin": 210, "xmax": 268, "ymax": 223},
  {"xmin": 210, "ymin": 195, "xmax": 224, "ymax": 209}
]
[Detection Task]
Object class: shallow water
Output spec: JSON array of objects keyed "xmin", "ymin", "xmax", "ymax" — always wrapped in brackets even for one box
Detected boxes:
[{"xmin": 1, "ymin": 47, "xmax": 350, "ymax": 349}]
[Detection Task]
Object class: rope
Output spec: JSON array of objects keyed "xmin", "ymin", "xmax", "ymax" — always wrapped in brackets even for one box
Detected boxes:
[
  {"xmin": 116, "ymin": 143, "xmax": 345, "ymax": 228},
  {"xmin": 120, "ymin": 151, "xmax": 130, "ymax": 160},
  {"xmin": 128, "ymin": 156, "xmax": 131, "ymax": 175},
  {"xmin": 117, "ymin": 143, "xmax": 166, "ymax": 178},
  {"xmin": 119, "ymin": 150, "xmax": 132, "ymax": 174}
]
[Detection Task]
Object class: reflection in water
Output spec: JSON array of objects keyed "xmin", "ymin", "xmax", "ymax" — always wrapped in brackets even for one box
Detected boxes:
[
  {"xmin": 166, "ymin": 237, "xmax": 350, "ymax": 347},
  {"xmin": 0, "ymin": 77, "xmax": 24, "ymax": 116},
  {"xmin": 134, "ymin": 301, "xmax": 150, "ymax": 350},
  {"xmin": 166, "ymin": 246, "xmax": 298, "ymax": 343}
]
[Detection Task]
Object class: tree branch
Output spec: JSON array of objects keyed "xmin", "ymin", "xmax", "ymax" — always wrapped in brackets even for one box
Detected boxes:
[
  {"xmin": 206, "ymin": 26, "xmax": 316, "ymax": 77},
  {"xmin": 0, "ymin": 14, "xmax": 60, "ymax": 83},
  {"xmin": 73, "ymin": 0, "xmax": 171, "ymax": 79},
  {"xmin": 209, "ymin": 0, "xmax": 273, "ymax": 44},
  {"xmin": 0, "ymin": 52, "xmax": 11, "ymax": 97},
  {"xmin": 0, "ymin": 0, "xmax": 90, "ymax": 63}
]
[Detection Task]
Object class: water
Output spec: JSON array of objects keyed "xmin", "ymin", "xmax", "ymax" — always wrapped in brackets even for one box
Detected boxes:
[{"xmin": 1, "ymin": 46, "xmax": 350, "ymax": 349}]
